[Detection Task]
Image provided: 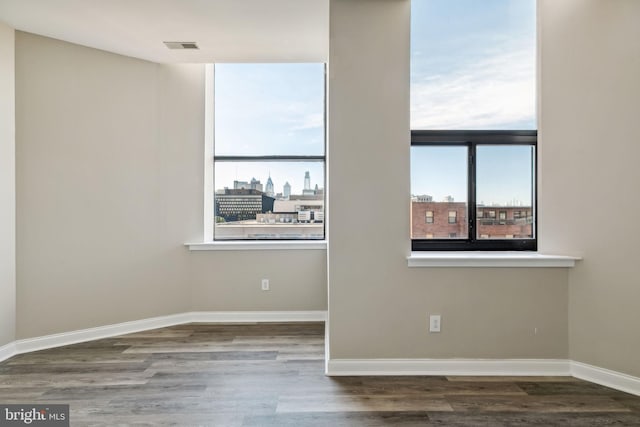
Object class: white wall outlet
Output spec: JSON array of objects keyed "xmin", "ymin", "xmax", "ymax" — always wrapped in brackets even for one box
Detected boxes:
[
  {"xmin": 261, "ymin": 279, "xmax": 269, "ymax": 291},
  {"xmin": 429, "ymin": 315, "xmax": 441, "ymax": 332}
]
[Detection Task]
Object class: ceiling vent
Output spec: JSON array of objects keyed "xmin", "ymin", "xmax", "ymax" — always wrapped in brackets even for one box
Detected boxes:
[{"xmin": 163, "ymin": 41, "xmax": 199, "ymax": 50}]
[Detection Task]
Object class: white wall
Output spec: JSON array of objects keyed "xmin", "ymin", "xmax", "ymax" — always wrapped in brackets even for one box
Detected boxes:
[
  {"xmin": 0, "ymin": 22, "xmax": 16, "ymax": 347},
  {"xmin": 327, "ymin": 0, "xmax": 569, "ymax": 361},
  {"xmin": 539, "ymin": 0, "xmax": 640, "ymax": 377}
]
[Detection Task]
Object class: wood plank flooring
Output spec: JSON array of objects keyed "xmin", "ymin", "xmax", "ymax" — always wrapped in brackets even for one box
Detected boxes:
[{"xmin": 1, "ymin": 323, "xmax": 639, "ymax": 426}]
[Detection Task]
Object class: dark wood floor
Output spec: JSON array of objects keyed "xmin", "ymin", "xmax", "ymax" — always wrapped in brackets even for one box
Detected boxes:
[{"xmin": 1, "ymin": 322, "xmax": 639, "ymax": 426}]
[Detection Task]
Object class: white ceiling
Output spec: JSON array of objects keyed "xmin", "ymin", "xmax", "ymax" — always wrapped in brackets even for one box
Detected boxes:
[{"xmin": 0, "ymin": 0, "xmax": 329, "ymax": 63}]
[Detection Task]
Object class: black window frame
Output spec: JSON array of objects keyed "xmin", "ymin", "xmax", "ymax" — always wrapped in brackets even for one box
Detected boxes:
[{"xmin": 411, "ymin": 130, "xmax": 537, "ymax": 251}]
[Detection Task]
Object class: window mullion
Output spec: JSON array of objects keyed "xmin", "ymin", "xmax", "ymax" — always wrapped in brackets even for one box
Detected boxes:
[{"xmin": 468, "ymin": 142, "xmax": 477, "ymax": 243}]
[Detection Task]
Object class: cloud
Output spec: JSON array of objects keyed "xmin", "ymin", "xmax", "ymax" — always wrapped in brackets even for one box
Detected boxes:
[{"xmin": 411, "ymin": 48, "xmax": 536, "ymax": 129}]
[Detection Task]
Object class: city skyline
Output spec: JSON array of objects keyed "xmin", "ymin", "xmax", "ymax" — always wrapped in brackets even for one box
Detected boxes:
[{"xmin": 215, "ymin": 162, "xmax": 324, "ymax": 196}]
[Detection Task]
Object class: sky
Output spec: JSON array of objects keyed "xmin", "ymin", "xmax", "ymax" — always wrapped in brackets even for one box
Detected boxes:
[
  {"xmin": 410, "ymin": 0, "xmax": 536, "ymax": 205},
  {"xmin": 411, "ymin": 145, "xmax": 533, "ymax": 205}
]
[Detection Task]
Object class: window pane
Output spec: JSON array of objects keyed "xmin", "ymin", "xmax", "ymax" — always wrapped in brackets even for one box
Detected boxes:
[
  {"xmin": 476, "ymin": 145, "xmax": 534, "ymax": 239},
  {"xmin": 411, "ymin": 146, "xmax": 468, "ymax": 239},
  {"xmin": 215, "ymin": 161, "xmax": 324, "ymax": 240},
  {"xmin": 410, "ymin": 0, "xmax": 536, "ymax": 130},
  {"xmin": 215, "ymin": 63, "xmax": 325, "ymax": 156}
]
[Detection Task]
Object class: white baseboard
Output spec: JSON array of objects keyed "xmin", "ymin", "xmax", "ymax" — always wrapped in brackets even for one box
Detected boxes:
[
  {"xmin": 190, "ymin": 310, "xmax": 327, "ymax": 323},
  {"xmin": 0, "ymin": 342, "xmax": 16, "ymax": 363},
  {"xmin": 325, "ymin": 358, "xmax": 640, "ymax": 397},
  {"xmin": 13, "ymin": 312, "xmax": 192, "ymax": 356},
  {"xmin": 0, "ymin": 310, "xmax": 327, "ymax": 363},
  {"xmin": 571, "ymin": 361, "xmax": 640, "ymax": 397},
  {"xmin": 326, "ymin": 358, "xmax": 572, "ymax": 376}
]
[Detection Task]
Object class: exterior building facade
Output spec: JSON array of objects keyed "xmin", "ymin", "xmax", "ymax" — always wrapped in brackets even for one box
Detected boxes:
[
  {"xmin": 233, "ymin": 178, "xmax": 263, "ymax": 192},
  {"xmin": 411, "ymin": 201, "xmax": 533, "ymax": 239},
  {"xmin": 215, "ymin": 189, "xmax": 275, "ymax": 222}
]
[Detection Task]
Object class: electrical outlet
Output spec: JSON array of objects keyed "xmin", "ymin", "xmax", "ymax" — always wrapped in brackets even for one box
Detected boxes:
[
  {"xmin": 429, "ymin": 315, "xmax": 441, "ymax": 332},
  {"xmin": 261, "ymin": 279, "xmax": 269, "ymax": 291}
]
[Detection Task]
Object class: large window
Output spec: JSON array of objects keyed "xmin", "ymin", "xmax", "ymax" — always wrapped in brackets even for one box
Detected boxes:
[
  {"xmin": 214, "ymin": 64, "xmax": 325, "ymax": 240},
  {"xmin": 410, "ymin": 0, "xmax": 537, "ymax": 251}
]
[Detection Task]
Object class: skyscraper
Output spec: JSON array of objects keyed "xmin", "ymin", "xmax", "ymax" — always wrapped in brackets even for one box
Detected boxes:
[
  {"xmin": 283, "ymin": 182, "xmax": 291, "ymax": 200},
  {"xmin": 304, "ymin": 171, "xmax": 311, "ymax": 191},
  {"xmin": 265, "ymin": 175, "xmax": 274, "ymax": 197}
]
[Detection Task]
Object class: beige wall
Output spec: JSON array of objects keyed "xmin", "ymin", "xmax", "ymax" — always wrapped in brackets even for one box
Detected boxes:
[
  {"xmin": 15, "ymin": 33, "xmax": 200, "ymax": 338},
  {"xmin": 190, "ymin": 250, "xmax": 327, "ymax": 311},
  {"xmin": 539, "ymin": 0, "xmax": 640, "ymax": 377},
  {"xmin": 0, "ymin": 22, "xmax": 16, "ymax": 347},
  {"xmin": 327, "ymin": 0, "xmax": 569, "ymax": 360}
]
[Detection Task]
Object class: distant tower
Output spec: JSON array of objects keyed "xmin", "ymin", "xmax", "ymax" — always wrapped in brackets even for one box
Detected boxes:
[
  {"xmin": 304, "ymin": 171, "xmax": 311, "ymax": 191},
  {"xmin": 283, "ymin": 182, "xmax": 291, "ymax": 200},
  {"xmin": 265, "ymin": 175, "xmax": 274, "ymax": 197},
  {"xmin": 249, "ymin": 177, "xmax": 263, "ymax": 192}
]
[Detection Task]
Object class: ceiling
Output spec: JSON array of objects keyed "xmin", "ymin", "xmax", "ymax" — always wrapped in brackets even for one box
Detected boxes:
[{"xmin": 0, "ymin": 0, "xmax": 329, "ymax": 63}]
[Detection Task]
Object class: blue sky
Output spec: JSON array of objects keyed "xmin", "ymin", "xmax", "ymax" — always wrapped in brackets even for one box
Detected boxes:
[
  {"xmin": 410, "ymin": 0, "xmax": 536, "ymax": 205},
  {"xmin": 411, "ymin": 0, "xmax": 536, "ymax": 130}
]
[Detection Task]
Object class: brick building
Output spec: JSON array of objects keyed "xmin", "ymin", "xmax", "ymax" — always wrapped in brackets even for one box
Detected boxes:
[{"xmin": 411, "ymin": 201, "xmax": 533, "ymax": 239}]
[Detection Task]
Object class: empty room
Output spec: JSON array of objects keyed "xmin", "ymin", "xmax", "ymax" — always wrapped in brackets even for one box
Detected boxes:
[{"xmin": 1, "ymin": 0, "xmax": 639, "ymax": 425}]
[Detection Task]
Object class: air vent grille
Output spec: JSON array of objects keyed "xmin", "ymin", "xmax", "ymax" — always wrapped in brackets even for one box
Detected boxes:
[{"xmin": 163, "ymin": 41, "xmax": 199, "ymax": 50}]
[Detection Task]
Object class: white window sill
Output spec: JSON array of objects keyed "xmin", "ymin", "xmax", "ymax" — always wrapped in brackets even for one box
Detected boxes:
[
  {"xmin": 408, "ymin": 251, "xmax": 581, "ymax": 268},
  {"xmin": 186, "ymin": 241, "xmax": 327, "ymax": 251}
]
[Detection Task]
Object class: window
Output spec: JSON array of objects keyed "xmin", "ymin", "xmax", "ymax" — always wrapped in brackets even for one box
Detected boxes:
[
  {"xmin": 425, "ymin": 211, "xmax": 434, "ymax": 223},
  {"xmin": 410, "ymin": 0, "xmax": 537, "ymax": 251},
  {"xmin": 213, "ymin": 64, "xmax": 325, "ymax": 240}
]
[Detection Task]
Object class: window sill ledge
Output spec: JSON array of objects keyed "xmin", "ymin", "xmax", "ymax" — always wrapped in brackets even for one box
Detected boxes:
[
  {"xmin": 186, "ymin": 241, "xmax": 327, "ymax": 251},
  {"xmin": 408, "ymin": 252, "xmax": 581, "ymax": 268}
]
